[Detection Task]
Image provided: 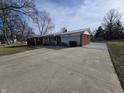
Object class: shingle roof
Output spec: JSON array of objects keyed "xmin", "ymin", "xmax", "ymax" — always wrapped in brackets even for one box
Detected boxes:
[
  {"xmin": 28, "ymin": 28, "xmax": 92, "ymax": 38},
  {"xmin": 42, "ymin": 28, "xmax": 91, "ymax": 37}
]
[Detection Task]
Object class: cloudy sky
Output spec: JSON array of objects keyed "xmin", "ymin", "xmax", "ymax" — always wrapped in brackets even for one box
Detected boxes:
[{"xmin": 35, "ymin": 0, "xmax": 124, "ymax": 32}]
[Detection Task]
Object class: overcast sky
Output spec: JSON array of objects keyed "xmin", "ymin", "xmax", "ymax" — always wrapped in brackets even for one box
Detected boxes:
[{"xmin": 35, "ymin": 0, "xmax": 124, "ymax": 32}]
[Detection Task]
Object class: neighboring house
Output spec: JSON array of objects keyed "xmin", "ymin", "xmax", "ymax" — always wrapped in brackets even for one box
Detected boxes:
[
  {"xmin": 27, "ymin": 28, "xmax": 92, "ymax": 47},
  {"xmin": 0, "ymin": 34, "xmax": 17, "ymax": 44}
]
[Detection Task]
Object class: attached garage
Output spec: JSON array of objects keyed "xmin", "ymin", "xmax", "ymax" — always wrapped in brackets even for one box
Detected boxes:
[
  {"xmin": 61, "ymin": 33, "xmax": 81, "ymax": 46},
  {"xmin": 59, "ymin": 28, "xmax": 91, "ymax": 46}
]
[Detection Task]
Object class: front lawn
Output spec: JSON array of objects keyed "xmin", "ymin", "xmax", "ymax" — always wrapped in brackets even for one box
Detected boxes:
[
  {"xmin": 0, "ymin": 44, "xmax": 37, "ymax": 56},
  {"xmin": 107, "ymin": 41, "xmax": 124, "ymax": 90}
]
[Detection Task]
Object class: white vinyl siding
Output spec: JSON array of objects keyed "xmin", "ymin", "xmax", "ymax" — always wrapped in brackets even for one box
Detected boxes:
[{"xmin": 61, "ymin": 33, "xmax": 81, "ymax": 46}]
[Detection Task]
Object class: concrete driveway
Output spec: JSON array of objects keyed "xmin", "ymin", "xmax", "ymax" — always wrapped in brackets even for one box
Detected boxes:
[{"xmin": 0, "ymin": 43, "xmax": 123, "ymax": 93}]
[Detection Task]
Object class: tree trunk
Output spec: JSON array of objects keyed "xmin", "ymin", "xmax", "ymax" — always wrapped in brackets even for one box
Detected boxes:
[{"xmin": 3, "ymin": 10, "xmax": 10, "ymax": 45}]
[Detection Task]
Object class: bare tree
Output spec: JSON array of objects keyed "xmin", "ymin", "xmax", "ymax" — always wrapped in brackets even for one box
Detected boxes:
[
  {"xmin": 32, "ymin": 10, "xmax": 54, "ymax": 35},
  {"xmin": 8, "ymin": 15, "xmax": 34, "ymax": 42},
  {"xmin": 0, "ymin": 0, "xmax": 36, "ymax": 44},
  {"xmin": 3, "ymin": 13, "xmax": 33, "ymax": 43},
  {"xmin": 103, "ymin": 9, "xmax": 122, "ymax": 40}
]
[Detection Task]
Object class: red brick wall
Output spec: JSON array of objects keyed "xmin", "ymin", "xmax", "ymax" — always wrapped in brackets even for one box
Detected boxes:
[
  {"xmin": 27, "ymin": 37, "xmax": 42, "ymax": 46},
  {"xmin": 81, "ymin": 34, "xmax": 91, "ymax": 46}
]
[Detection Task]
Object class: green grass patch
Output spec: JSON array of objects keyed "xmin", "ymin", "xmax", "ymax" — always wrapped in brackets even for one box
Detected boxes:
[
  {"xmin": 107, "ymin": 41, "xmax": 124, "ymax": 90},
  {"xmin": 0, "ymin": 44, "xmax": 37, "ymax": 56}
]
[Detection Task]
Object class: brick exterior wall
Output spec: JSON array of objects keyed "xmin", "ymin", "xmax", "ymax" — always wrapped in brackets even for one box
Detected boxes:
[
  {"xmin": 81, "ymin": 34, "xmax": 91, "ymax": 46},
  {"xmin": 27, "ymin": 37, "xmax": 42, "ymax": 46}
]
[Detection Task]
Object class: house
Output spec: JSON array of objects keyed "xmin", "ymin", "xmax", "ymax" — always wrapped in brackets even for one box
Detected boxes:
[{"xmin": 27, "ymin": 28, "xmax": 92, "ymax": 47}]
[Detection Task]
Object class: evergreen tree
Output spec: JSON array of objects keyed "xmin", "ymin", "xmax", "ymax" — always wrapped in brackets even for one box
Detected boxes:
[{"xmin": 94, "ymin": 26, "xmax": 105, "ymax": 40}]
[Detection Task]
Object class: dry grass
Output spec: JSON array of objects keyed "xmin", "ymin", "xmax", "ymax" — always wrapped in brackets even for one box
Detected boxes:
[
  {"xmin": 0, "ymin": 44, "xmax": 37, "ymax": 56},
  {"xmin": 107, "ymin": 41, "xmax": 124, "ymax": 90}
]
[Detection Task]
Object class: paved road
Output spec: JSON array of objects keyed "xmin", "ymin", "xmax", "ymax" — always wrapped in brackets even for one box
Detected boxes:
[{"xmin": 0, "ymin": 43, "xmax": 123, "ymax": 93}]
